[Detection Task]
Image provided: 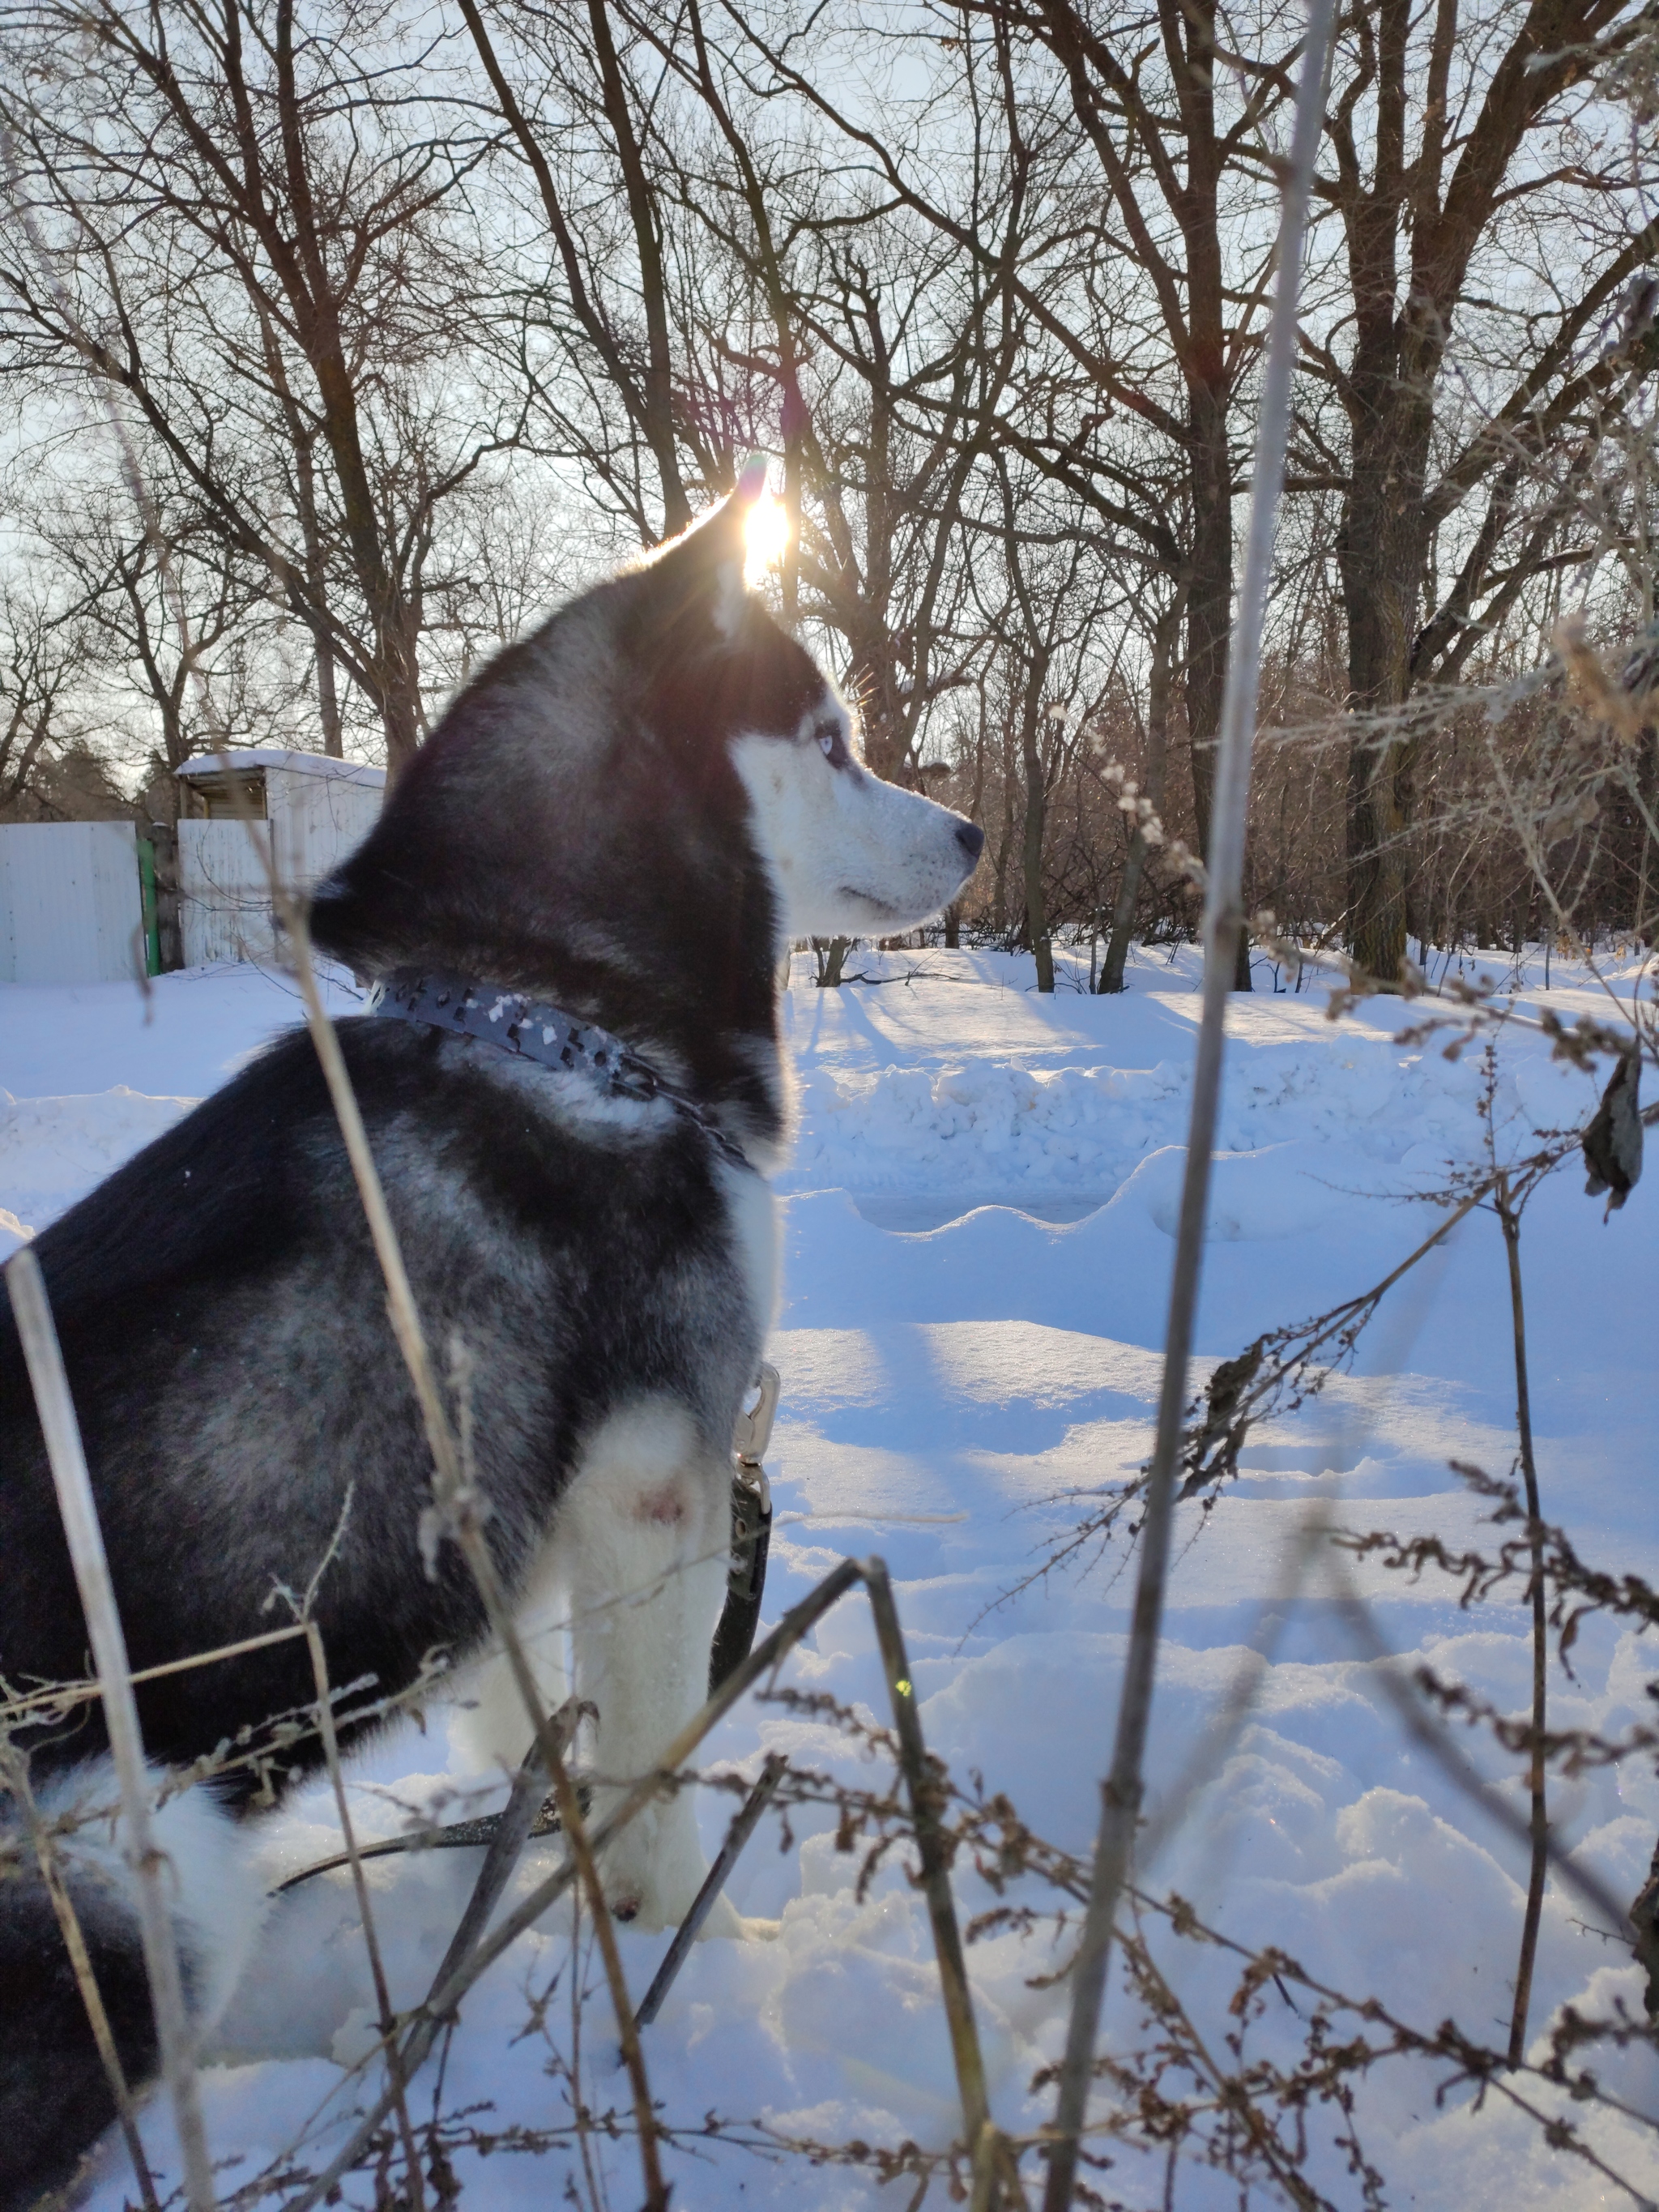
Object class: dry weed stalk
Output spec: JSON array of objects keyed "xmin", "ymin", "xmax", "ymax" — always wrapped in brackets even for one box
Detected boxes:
[
  {"xmin": 4, "ymin": 1245, "xmax": 219, "ymax": 2211},
  {"xmin": 634, "ymin": 1750, "xmax": 787, "ymax": 2027},
  {"xmin": 424, "ymin": 1716, "xmax": 573, "ymax": 2008},
  {"xmin": 0, "ymin": 1621, "xmax": 311, "ymax": 1730},
  {"xmin": 1492, "ymin": 1161, "xmax": 1550, "ymax": 2065},
  {"xmin": 437, "ymin": 1345, "xmax": 669, "ymax": 2210},
  {"xmin": 0, "ymin": 1740, "xmax": 161, "ymax": 2210},
  {"xmin": 301, "ymin": 1618, "xmax": 428, "ymax": 2211},
  {"xmin": 1041, "ymin": 2, "xmax": 1339, "ymax": 2195}
]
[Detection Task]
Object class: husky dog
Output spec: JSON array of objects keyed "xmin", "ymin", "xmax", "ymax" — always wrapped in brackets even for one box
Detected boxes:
[{"xmin": 0, "ymin": 476, "xmax": 982, "ymax": 2207}]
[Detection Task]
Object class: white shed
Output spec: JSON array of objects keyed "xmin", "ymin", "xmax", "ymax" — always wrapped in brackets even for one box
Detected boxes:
[
  {"xmin": 175, "ymin": 749, "xmax": 385, "ymax": 968},
  {"xmin": 0, "ymin": 819, "xmax": 146, "ymax": 985}
]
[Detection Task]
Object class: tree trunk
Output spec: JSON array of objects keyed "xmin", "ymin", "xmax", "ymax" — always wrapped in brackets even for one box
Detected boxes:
[
  {"xmin": 373, "ymin": 609, "xmax": 424, "ymax": 782},
  {"xmin": 313, "ymin": 630, "xmax": 343, "ymax": 758},
  {"xmin": 1175, "ymin": 2, "xmax": 1250, "ymax": 995},
  {"xmin": 1102, "ymin": 600, "xmax": 1179, "ymax": 992},
  {"xmin": 1020, "ymin": 655, "xmax": 1054, "ymax": 990},
  {"xmin": 812, "ymin": 936, "xmax": 851, "ymax": 987},
  {"xmin": 991, "ymin": 712, "xmax": 1017, "ymax": 935},
  {"xmin": 1340, "ymin": 354, "xmax": 1435, "ymax": 980},
  {"xmin": 274, "ymin": 0, "xmax": 423, "ymax": 777},
  {"xmin": 586, "ymin": 0, "xmax": 693, "ymax": 536},
  {"xmin": 293, "ymin": 433, "xmax": 343, "ymax": 757},
  {"xmin": 1184, "ymin": 398, "xmax": 1228, "ymax": 866},
  {"xmin": 258, "ymin": 306, "xmax": 346, "ymax": 760},
  {"xmin": 1023, "ymin": 780, "xmax": 1052, "ymax": 990},
  {"xmin": 1333, "ymin": 0, "xmax": 1622, "ymax": 976},
  {"xmin": 1183, "ymin": 357, "xmax": 1252, "ymax": 995}
]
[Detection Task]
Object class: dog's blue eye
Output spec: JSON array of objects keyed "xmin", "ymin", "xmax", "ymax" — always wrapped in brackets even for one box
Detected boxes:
[{"xmin": 818, "ymin": 732, "xmax": 835, "ymax": 758}]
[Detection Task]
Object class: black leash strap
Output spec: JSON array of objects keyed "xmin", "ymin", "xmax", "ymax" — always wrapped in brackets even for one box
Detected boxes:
[
  {"xmin": 271, "ymin": 1784, "xmax": 590, "ymax": 1894},
  {"xmin": 710, "ymin": 1364, "xmax": 778, "ymax": 1693}
]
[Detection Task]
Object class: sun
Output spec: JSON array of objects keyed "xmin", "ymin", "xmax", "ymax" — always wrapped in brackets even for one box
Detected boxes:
[{"xmin": 743, "ymin": 488, "xmax": 789, "ymax": 587}]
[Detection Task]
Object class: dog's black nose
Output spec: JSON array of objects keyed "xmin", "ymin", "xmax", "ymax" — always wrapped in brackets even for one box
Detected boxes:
[{"xmin": 956, "ymin": 820, "xmax": 985, "ymax": 860}]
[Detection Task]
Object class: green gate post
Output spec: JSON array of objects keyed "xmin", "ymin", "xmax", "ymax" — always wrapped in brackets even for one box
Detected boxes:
[{"xmin": 136, "ymin": 835, "xmax": 162, "ymax": 978}]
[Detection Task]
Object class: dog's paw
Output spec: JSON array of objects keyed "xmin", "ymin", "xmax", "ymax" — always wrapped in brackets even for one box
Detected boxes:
[
  {"xmin": 599, "ymin": 1847, "xmax": 776, "ymax": 1937},
  {"xmin": 703, "ymin": 1902, "xmax": 780, "ymax": 1943},
  {"xmin": 693, "ymin": 1888, "xmax": 744, "ymax": 1941},
  {"xmin": 596, "ymin": 1801, "xmax": 708, "ymax": 1932}
]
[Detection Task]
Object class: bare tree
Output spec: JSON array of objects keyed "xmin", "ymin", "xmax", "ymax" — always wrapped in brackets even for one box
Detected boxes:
[
  {"xmin": 1, "ymin": 0, "xmax": 523, "ymax": 775},
  {"xmin": 1314, "ymin": 0, "xmax": 1659, "ymax": 976},
  {"xmin": 40, "ymin": 493, "xmax": 258, "ymax": 784},
  {"xmin": 0, "ymin": 578, "xmax": 86, "ymax": 807},
  {"xmin": 714, "ymin": 0, "xmax": 1305, "ymax": 982},
  {"xmin": 458, "ymin": 0, "xmax": 705, "ymax": 545}
]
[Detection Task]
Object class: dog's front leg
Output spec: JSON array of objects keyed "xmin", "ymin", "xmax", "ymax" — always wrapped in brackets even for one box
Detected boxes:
[{"xmin": 556, "ymin": 1399, "xmax": 731, "ymax": 1932}]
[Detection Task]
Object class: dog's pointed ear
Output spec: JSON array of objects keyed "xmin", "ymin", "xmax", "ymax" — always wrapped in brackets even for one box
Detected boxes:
[{"xmin": 638, "ymin": 457, "xmax": 769, "ymax": 646}]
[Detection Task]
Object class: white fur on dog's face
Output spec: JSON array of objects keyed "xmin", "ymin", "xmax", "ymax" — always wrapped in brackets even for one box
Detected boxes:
[{"xmin": 731, "ymin": 694, "xmax": 980, "ymax": 941}]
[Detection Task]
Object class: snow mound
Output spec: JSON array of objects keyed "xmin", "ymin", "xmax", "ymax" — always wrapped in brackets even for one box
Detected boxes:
[
  {"xmin": 783, "ymin": 1036, "xmax": 1589, "ymax": 1206},
  {"xmin": 1116, "ymin": 1140, "xmax": 1337, "ymax": 1239},
  {"xmin": 787, "ymin": 1059, "xmax": 1183, "ymax": 1194}
]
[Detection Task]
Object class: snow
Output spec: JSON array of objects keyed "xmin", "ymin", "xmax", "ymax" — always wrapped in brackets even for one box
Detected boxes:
[{"xmin": 2, "ymin": 945, "xmax": 1655, "ymax": 2206}]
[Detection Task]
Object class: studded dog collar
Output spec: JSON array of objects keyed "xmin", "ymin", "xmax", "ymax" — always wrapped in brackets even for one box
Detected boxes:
[{"xmin": 375, "ymin": 970, "xmax": 753, "ymax": 1172}]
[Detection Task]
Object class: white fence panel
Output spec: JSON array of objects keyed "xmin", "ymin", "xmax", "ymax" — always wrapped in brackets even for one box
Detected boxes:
[
  {"xmin": 0, "ymin": 821, "xmax": 143, "ymax": 985},
  {"xmin": 266, "ymin": 764, "xmax": 382, "ymax": 887},
  {"xmin": 179, "ymin": 819, "xmax": 277, "ymax": 967}
]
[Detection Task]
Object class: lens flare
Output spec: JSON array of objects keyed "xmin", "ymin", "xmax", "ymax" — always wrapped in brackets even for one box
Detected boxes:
[{"xmin": 743, "ymin": 489, "xmax": 789, "ymax": 587}]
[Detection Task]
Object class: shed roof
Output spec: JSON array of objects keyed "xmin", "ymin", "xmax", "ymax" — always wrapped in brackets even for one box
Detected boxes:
[{"xmin": 175, "ymin": 749, "xmax": 386, "ymax": 788}]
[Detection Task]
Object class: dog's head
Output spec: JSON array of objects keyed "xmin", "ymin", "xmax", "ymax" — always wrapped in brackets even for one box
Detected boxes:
[
  {"xmin": 310, "ymin": 473, "xmax": 981, "ymax": 1042},
  {"xmin": 672, "ymin": 481, "xmax": 984, "ymax": 941}
]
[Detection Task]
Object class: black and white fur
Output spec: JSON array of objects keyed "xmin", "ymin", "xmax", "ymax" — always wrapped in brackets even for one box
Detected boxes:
[{"xmin": 0, "ymin": 480, "xmax": 982, "ymax": 2208}]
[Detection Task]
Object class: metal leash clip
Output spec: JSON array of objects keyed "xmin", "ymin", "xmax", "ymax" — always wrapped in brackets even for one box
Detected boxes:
[
  {"xmin": 731, "ymin": 1360, "xmax": 779, "ymax": 1467},
  {"xmin": 710, "ymin": 1362, "xmax": 778, "ymax": 1693}
]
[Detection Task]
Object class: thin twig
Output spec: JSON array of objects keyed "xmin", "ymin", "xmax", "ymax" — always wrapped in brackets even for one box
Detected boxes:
[
  {"xmin": 997, "ymin": 1184, "xmax": 1483, "ymax": 1619},
  {"xmin": 636, "ymin": 1752, "xmax": 787, "ymax": 2027},
  {"xmin": 513, "ymin": 1617, "xmax": 669, "ymax": 2207},
  {"xmin": 0, "ymin": 1623, "xmax": 311, "ymax": 1726},
  {"xmin": 4, "ymin": 1245, "xmax": 218, "ymax": 2212},
  {"xmin": 1041, "ymin": 2, "xmax": 1340, "ymax": 2199},
  {"xmin": 864, "ymin": 1557, "xmax": 992, "ymax": 2151},
  {"xmin": 1495, "ymin": 1171, "xmax": 1550, "ymax": 2065},
  {"xmin": 303, "ymin": 1619, "xmax": 428, "ymax": 2212},
  {"xmin": 967, "ymin": 2122, "xmax": 1006, "ymax": 2212},
  {"xmin": 425, "ymin": 1710, "xmax": 574, "ymax": 2005}
]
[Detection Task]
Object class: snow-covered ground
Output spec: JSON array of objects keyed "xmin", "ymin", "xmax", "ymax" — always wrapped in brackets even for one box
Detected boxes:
[{"xmin": 3, "ymin": 946, "xmax": 1656, "ymax": 2208}]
